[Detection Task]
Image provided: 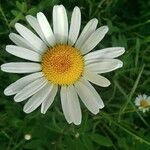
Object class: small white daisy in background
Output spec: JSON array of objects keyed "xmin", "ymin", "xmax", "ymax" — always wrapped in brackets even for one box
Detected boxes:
[
  {"xmin": 135, "ymin": 94, "xmax": 150, "ymax": 113},
  {"xmin": 1, "ymin": 5, "xmax": 125, "ymax": 125},
  {"xmin": 24, "ymin": 134, "xmax": 32, "ymax": 140}
]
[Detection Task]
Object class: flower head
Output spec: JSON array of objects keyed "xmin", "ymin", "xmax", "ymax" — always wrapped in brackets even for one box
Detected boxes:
[
  {"xmin": 135, "ymin": 94, "xmax": 150, "ymax": 113},
  {"xmin": 24, "ymin": 134, "xmax": 32, "ymax": 140},
  {"xmin": 1, "ymin": 5, "xmax": 125, "ymax": 125}
]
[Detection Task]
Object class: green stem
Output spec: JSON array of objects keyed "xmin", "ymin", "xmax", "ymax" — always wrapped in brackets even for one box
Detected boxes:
[
  {"xmin": 102, "ymin": 112, "xmax": 150, "ymax": 146},
  {"xmin": 119, "ymin": 64, "xmax": 145, "ymax": 116},
  {"xmin": 0, "ymin": 4, "xmax": 10, "ymax": 30}
]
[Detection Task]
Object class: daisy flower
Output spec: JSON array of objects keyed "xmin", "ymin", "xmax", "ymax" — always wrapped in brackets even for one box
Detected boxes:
[
  {"xmin": 1, "ymin": 5, "xmax": 125, "ymax": 125},
  {"xmin": 135, "ymin": 94, "xmax": 150, "ymax": 113}
]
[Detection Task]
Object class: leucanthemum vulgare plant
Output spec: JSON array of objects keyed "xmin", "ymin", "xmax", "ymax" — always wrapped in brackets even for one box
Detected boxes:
[
  {"xmin": 135, "ymin": 94, "xmax": 150, "ymax": 113},
  {"xmin": 1, "ymin": 5, "xmax": 125, "ymax": 125}
]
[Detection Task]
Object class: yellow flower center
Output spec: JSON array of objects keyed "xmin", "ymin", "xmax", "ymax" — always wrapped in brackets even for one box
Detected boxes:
[
  {"xmin": 42, "ymin": 44, "xmax": 84, "ymax": 85},
  {"xmin": 140, "ymin": 99, "xmax": 149, "ymax": 108}
]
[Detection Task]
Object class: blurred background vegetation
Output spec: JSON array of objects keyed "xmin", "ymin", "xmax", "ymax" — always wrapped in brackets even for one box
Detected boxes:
[{"xmin": 0, "ymin": 0, "xmax": 150, "ymax": 149}]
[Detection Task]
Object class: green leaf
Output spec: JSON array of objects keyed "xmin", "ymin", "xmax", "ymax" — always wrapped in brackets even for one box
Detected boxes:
[
  {"xmin": 9, "ymin": 13, "xmax": 24, "ymax": 27},
  {"xmin": 11, "ymin": 10, "xmax": 19, "ymax": 16},
  {"xmin": 27, "ymin": 7, "xmax": 38, "ymax": 15},
  {"xmin": 24, "ymin": 140, "xmax": 45, "ymax": 150},
  {"xmin": 89, "ymin": 133, "xmax": 113, "ymax": 147},
  {"xmin": 82, "ymin": 135, "xmax": 94, "ymax": 150},
  {"xmin": 118, "ymin": 137, "xmax": 129, "ymax": 149},
  {"xmin": 16, "ymin": 1, "xmax": 22, "ymax": 10},
  {"xmin": 16, "ymin": 1, "xmax": 27, "ymax": 13}
]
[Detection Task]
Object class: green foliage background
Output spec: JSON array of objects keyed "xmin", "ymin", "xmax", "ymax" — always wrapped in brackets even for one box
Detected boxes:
[{"xmin": 0, "ymin": 0, "xmax": 150, "ymax": 149}]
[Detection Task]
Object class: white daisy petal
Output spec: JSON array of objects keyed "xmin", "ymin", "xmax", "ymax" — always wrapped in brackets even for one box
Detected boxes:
[
  {"xmin": 139, "ymin": 94, "xmax": 143, "ymax": 100},
  {"xmin": 53, "ymin": 5, "xmax": 68, "ymax": 44},
  {"xmin": 4, "ymin": 72, "xmax": 43, "ymax": 96},
  {"xmin": 143, "ymin": 109, "xmax": 146, "ymax": 113},
  {"xmin": 135, "ymin": 96, "xmax": 141, "ymax": 106},
  {"xmin": 15, "ymin": 23, "xmax": 47, "ymax": 54},
  {"xmin": 84, "ymin": 47, "xmax": 125, "ymax": 61},
  {"xmin": 83, "ymin": 70, "xmax": 110, "ymax": 87},
  {"xmin": 23, "ymin": 82, "xmax": 52, "ymax": 113},
  {"xmin": 6, "ymin": 45, "xmax": 41, "ymax": 62},
  {"xmin": 80, "ymin": 26, "xmax": 109, "ymax": 55},
  {"xmin": 37, "ymin": 12, "xmax": 56, "ymax": 46},
  {"xmin": 75, "ymin": 80, "xmax": 100, "ymax": 114},
  {"xmin": 79, "ymin": 78, "xmax": 104, "ymax": 108},
  {"xmin": 1, "ymin": 62, "xmax": 41, "ymax": 73},
  {"xmin": 67, "ymin": 85, "xmax": 82, "ymax": 125},
  {"xmin": 135, "ymin": 101, "xmax": 140, "ymax": 106},
  {"xmin": 60, "ymin": 86, "xmax": 72, "ymax": 124},
  {"xmin": 9, "ymin": 33, "xmax": 35, "ymax": 50},
  {"xmin": 14, "ymin": 77, "xmax": 47, "ymax": 102},
  {"xmin": 41, "ymin": 84, "xmax": 58, "ymax": 114},
  {"xmin": 85, "ymin": 59, "xmax": 123, "ymax": 74},
  {"xmin": 143, "ymin": 94, "xmax": 147, "ymax": 99},
  {"xmin": 26, "ymin": 15, "xmax": 49, "ymax": 45},
  {"xmin": 75, "ymin": 18, "xmax": 98, "ymax": 49},
  {"xmin": 68, "ymin": 6, "xmax": 81, "ymax": 45}
]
